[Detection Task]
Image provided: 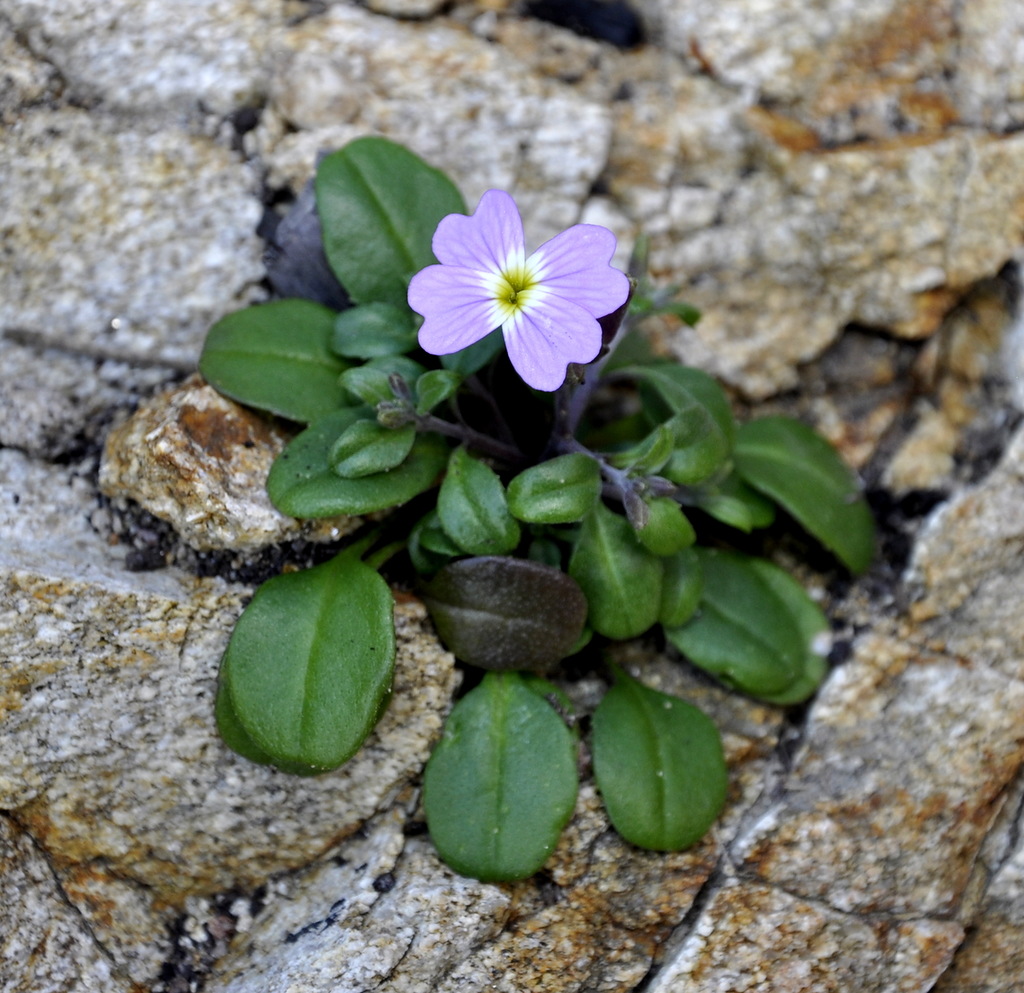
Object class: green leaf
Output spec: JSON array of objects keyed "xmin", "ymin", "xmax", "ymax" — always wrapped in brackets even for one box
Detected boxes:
[
  {"xmin": 414, "ymin": 369, "xmax": 463, "ymax": 415},
  {"xmin": 329, "ymin": 420, "xmax": 416, "ymax": 478},
  {"xmin": 620, "ymin": 364, "xmax": 734, "ymax": 485},
  {"xmin": 199, "ymin": 300, "xmax": 347, "ymax": 423},
  {"xmin": 437, "ymin": 447, "xmax": 521, "ymax": 556},
  {"xmin": 332, "ymin": 303, "xmax": 418, "ymax": 359},
  {"xmin": 743, "ymin": 558, "xmax": 829, "ymax": 705},
  {"xmin": 339, "ymin": 356, "xmax": 426, "ymax": 406},
  {"xmin": 734, "ymin": 416, "xmax": 875, "ymax": 573},
  {"xmin": 634, "ymin": 497, "xmax": 696, "ymax": 556},
  {"xmin": 605, "ymin": 422, "xmax": 675, "ymax": 474},
  {"xmin": 407, "ymin": 509, "xmax": 462, "ymax": 576},
  {"xmin": 268, "ymin": 408, "xmax": 448, "ymax": 517},
  {"xmin": 215, "ymin": 680, "xmax": 324, "ymax": 776},
  {"xmin": 665, "ymin": 549, "xmax": 805, "ymax": 698},
  {"xmin": 421, "ymin": 556, "xmax": 588, "ymax": 671},
  {"xmin": 689, "ymin": 473, "xmax": 776, "ymax": 533},
  {"xmin": 316, "ymin": 137, "xmax": 466, "ymax": 308},
  {"xmin": 506, "ymin": 454, "xmax": 601, "ymax": 524},
  {"xmin": 659, "ymin": 547, "xmax": 703, "ymax": 627},
  {"xmin": 568, "ymin": 501, "xmax": 662, "ymax": 639},
  {"xmin": 441, "ymin": 328, "xmax": 504, "ymax": 376},
  {"xmin": 592, "ymin": 671, "xmax": 727, "ymax": 851},
  {"xmin": 423, "ymin": 672, "xmax": 578, "ymax": 881},
  {"xmin": 220, "ymin": 550, "xmax": 395, "ymax": 771}
]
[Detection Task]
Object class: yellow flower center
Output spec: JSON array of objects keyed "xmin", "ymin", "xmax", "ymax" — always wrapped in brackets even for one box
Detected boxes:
[{"xmin": 490, "ymin": 258, "xmax": 544, "ymax": 325}]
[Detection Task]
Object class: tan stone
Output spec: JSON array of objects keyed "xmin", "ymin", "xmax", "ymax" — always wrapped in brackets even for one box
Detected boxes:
[
  {"xmin": 731, "ymin": 631, "xmax": 1024, "ymax": 917},
  {"xmin": 0, "ymin": 816, "xmax": 135, "ymax": 993},
  {"xmin": 99, "ymin": 376, "xmax": 357, "ymax": 551},
  {"xmin": 647, "ymin": 877, "xmax": 963, "ymax": 993},
  {"xmin": 254, "ymin": 4, "xmax": 613, "ymax": 243},
  {"xmin": 0, "ymin": 110, "xmax": 264, "ymax": 367}
]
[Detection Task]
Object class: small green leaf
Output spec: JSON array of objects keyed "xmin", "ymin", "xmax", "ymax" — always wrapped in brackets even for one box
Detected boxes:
[
  {"xmin": 606, "ymin": 422, "xmax": 675, "ymax": 474},
  {"xmin": 220, "ymin": 550, "xmax": 395, "ymax": 771},
  {"xmin": 441, "ymin": 328, "xmax": 504, "ymax": 376},
  {"xmin": 421, "ymin": 556, "xmax": 588, "ymax": 671},
  {"xmin": 619, "ymin": 365, "xmax": 734, "ymax": 486},
  {"xmin": 569, "ymin": 501, "xmax": 662, "ymax": 639},
  {"xmin": 690, "ymin": 474, "xmax": 776, "ymax": 533},
  {"xmin": 592, "ymin": 671, "xmax": 727, "ymax": 851},
  {"xmin": 339, "ymin": 356, "xmax": 426, "ymax": 406},
  {"xmin": 743, "ymin": 558, "xmax": 829, "ymax": 705},
  {"xmin": 332, "ymin": 303, "xmax": 418, "ymax": 359},
  {"xmin": 437, "ymin": 447, "xmax": 521, "ymax": 556},
  {"xmin": 268, "ymin": 408, "xmax": 448, "ymax": 518},
  {"xmin": 423, "ymin": 672, "xmax": 578, "ymax": 881},
  {"xmin": 407, "ymin": 509, "xmax": 462, "ymax": 576},
  {"xmin": 734, "ymin": 416, "xmax": 874, "ymax": 573},
  {"xmin": 507, "ymin": 454, "xmax": 601, "ymax": 524},
  {"xmin": 200, "ymin": 300, "xmax": 347, "ymax": 423},
  {"xmin": 665, "ymin": 549, "xmax": 805, "ymax": 698},
  {"xmin": 634, "ymin": 497, "xmax": 696, "ymax": 556},
  {"xmin": 659, "ymin": 547, "xmax": 703, "ymax": 628},
  {"xmin": 328, "ymin": 420, "xmax": 416, "ymax": 478},
  {"xmin": 415, "ymin": 369, "xmax": 463, "ymax": 415},
  {"xmin": 316, "ymin": 137, "xmax": 466, "ymax": 308}
]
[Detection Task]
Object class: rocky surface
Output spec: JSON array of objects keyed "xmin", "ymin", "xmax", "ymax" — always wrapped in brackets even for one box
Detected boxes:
[{"xmin": 4, "ymin": 0, "xmax": 1024, "ymax": 991}]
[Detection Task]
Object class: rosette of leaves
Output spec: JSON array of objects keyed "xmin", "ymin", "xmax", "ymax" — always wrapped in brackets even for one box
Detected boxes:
[{"xmin": 199, "ymin": 137, "xmax": 875, "ymax": 882}]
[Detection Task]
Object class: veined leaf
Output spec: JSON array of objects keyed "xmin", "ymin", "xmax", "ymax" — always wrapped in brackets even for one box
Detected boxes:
[
  {"xmin": 437, "ymin": 447, "xmax": 521, "ymax": 556},
  {"xmin": 423, "ymin": 672, "xmax": 578, "ymax": 881},
  {"xmin": 592, "ymin": 670, "xmax": 727, "ymax": 851},
  {"xmin": 421, "ymin": 556, "xmax": 588, "ymax": 671},
  {"xmin": 316, "ymin": 137, "xmax": 466, "ymax": 308},
  {"xmin": 220, "ymin": 550, "xmax": 395, "ymax": 771},
  {"xmin": 199, "ymin": 299, "xmax": 347, "ymax": 423},
  {"xmin": 734, "ymin": 416, "xmax": 874, "ymax": 573},
  {"xmin": 268, "ymin": 408, "xmax": 447, "ymax": 518}
]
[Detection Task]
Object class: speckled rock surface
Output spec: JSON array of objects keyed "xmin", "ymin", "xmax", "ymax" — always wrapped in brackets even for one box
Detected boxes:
[
  {"xmin": 0, "ymin": 816, "xmax": 135, "ymax": 993},
  {"xmin": 99, "ymin": 376, "xmax": 358, "ymax": 551},
  {"xmin": 1, "ymin": 450, "xmax": 459, "ymax": 980},
  {"xmin": 253, "ymin": 4, "xmax": 614, "ymax": 244},
  {"xmin": 0, "ymin": 109, "xmax": 264, "ymax": 367},
  {"xmin": 5, "ymin": 0, "xmax": 287, "ymax": 117}
]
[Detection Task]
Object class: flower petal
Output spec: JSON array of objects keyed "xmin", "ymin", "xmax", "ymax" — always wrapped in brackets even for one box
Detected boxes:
[
  {"xmin": 431, "ymin": 189, "xmax": 526, "ymax": 274},
  {"xmin": 409, "ymin": 264, "xmax": 501, "ymax": 354},
  {"xmin": 530, "ymin": 224, "xmax": 630, "ymax": 318},
  {"xmin": 503, "ymin": 294, "xmax": 603, "ymax": 392}
]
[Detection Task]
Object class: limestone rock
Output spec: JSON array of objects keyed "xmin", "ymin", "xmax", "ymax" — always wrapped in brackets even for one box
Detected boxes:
[
  {"xmin": 6, "ymin": 0, "xmax": 287, "ymax": 118},
  {"xmin": 638, "ymin": 0, "xmax": 1024, "ymax": 140},
  {"xmin": 0, "ymin": 109, "xmax": 264, "ymax": 368},
  {"xmin": 254, "ymin": 4, "xmax": 613, "ymax": 244},
  {"xmin": 0, "ymin": 816, "xmax": 135, "ymax": 993},
  {"xmin": 907, "ymin": 423, "xmax": 1024, "ymax": 682},
  {"xmin": 729, "ymin": 629, "xmax": 1024, "ymax": 917},
  {"xmin": 99, "ymin": 376, "xmax": 357, "ymax": 551},
  {"xmin": 1, "ymin": 452, "xmax": 459, "ymax": 978},
  {"xmin": 647, "ymin": 877, "xmax": 963, "ymax": 993},
  {"xmin": 0, "ymin": 339, "xmax": 176, "ymax": 461}
]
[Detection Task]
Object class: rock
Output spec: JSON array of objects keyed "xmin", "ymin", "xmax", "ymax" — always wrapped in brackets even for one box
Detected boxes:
[
  {"xmin": 0, "ymin": 18, "xmax": 62, "ymax": 125},
  {"xmin": 253, "ymin": 4, "xmax": 613, "ymax": 243},
  {"xmin": 1, "ymin": 451, "xmax": 459, "ymax": 980},
  {"xmin": 0, "ymin": 339, "xmax": 176, "ymax": 461},
  {"xmin": 0, "ymin": 109, "xmax": 265, "ymax": 368},
  {"xmin": 639, "ymin": 0, "xmax": 1024, "ymax": 140},
  {"xmin": 6, "ymin": 0, "xmax": 287, "ymax": 118},
  {"xmin": 99, "ymin": 376, "xmax": 358, "ymax": 551},
  {"xmin": 729, "ymin": 628, "xmax": 1024, "ymax": 916},
  {"xmin": 647, "ymin": 876, "xmax": 963, "ymax": 993},
  {"xmin": 0, "ymin": 816, "xmax": 135, "ymax": 993}
]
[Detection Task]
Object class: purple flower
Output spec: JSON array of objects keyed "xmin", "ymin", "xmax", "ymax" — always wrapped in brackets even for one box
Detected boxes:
[{"xmin": 408, "ymin": 190, "xmax": 630, "ymax": 392}]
